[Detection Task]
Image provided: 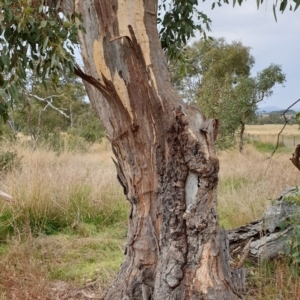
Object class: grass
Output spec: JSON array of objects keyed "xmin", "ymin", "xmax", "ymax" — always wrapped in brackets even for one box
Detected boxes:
[
  {"xmin": 246, "ymin": 124, "xmax": 300, "ymax": 135},
  {"xmin": 1, "ymin": 137, "xmax": 300, "ymax": 298},
  {"xmin": 252, "ymin": 140, "xmax": 286, "ymax": 153},
  {"xmin": 246, "ymin": 258, "xmax": 300, "ymax": 300},
  {"xmin": 217, "ymin": 144, "xmax": 300, "ymax": 229},
  {"xmin": 0, "ymin": 141, "xmax": 128, "ymax": 299},
  {"xmin": 245, "ymin": 124, "xmax": 300, "ymax": 149},
  {"xmin": 0, "ymin": 142, "xmax": 128, "ymax": 239}
]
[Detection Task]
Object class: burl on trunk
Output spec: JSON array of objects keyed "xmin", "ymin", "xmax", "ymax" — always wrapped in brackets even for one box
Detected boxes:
[{"xmin": 72, "ymin": 1, "xmax": 245, "ymax": 299}]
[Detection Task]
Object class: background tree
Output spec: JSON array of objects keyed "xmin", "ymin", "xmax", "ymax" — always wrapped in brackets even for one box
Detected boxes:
[
  {"xmin": 2, "ymin": 74, "xmax": 105, "ymax": 151},
  {"xmin": 0, "ymin": 0, "xmax": 296, "ymax": 299},
  {"xmin": 171, "ymin": 38, "xmax": 286, "ymax": 151}
]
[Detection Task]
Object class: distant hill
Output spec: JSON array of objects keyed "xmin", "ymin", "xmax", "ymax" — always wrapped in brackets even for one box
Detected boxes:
[
  {"xmin": 258, "ymin": 106, "xmax": 300, "ymax": 113},
  {"xmin": 258, "ymin": 106, "xmax": 284, "ymax": 113},
  {"xmin": 269, "ymin": 109, "xmax": 297, "ymax": 115}
]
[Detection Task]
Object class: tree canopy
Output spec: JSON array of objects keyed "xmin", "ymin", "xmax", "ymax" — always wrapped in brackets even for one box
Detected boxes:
[{"xmin": 171, "ymin": 38, "xmax": 286, "ymax": 150}]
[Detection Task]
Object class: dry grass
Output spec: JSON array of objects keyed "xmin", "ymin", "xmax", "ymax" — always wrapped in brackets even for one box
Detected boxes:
[
  {"xmin": 0, "ymin": 140, "xmax": 300, "ymax": 299},
  {"xmin": 246, "ymin": 258, "xmax": 300, "ymax": 300},
  {"xmin": 0, "ymin": 238, "xmax": 50, "ymax": 300},
  {"xmin": 218, "ymin": 145, "xmax": 300, "ymax": 228},
  {"xmin": 218, "ymin": 144, "xmax": 300, "ymax": 299},
  {"xmin": 246, "ymin": 124, "xmax": 300, "ymax": 135},
  {"xmin": 0, "ymin": 141, "xmax": 127, "ymax": 237},
  {"xmin": 0, "ymin": 141, "xmax": 128, "ymax": 299}
]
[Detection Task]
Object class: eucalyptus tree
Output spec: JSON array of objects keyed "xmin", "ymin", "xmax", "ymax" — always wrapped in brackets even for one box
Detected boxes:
[
  {"xmin": 0, "ymin": 0, "xmax": 295, "ymax": 299},
  {"xmin": 11, "ymin": 75, "xmax": 104, "ymax": 149},
  {"xmin": 171, "ymin": 39, "xmax": 286, "ymax": 152}
]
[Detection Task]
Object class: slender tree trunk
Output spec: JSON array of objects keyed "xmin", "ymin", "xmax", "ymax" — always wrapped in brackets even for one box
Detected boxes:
[
  {"xmin": 73, "ymin": 1, "xmax": 244, "ymax": 299},
  {"xmin": 239, "ymin": 121, "xmax": 245, "ymax": 153}
]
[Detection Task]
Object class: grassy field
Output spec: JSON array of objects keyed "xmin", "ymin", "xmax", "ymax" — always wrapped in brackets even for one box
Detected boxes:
[
  {"xmin": 0, "ymin": 136, "xmax": 300, "ymax": 299},
  {"xmin": 245, "ymin": 124, "xmax": 300, "ymax": 149},
  {"xmin": 246, "ymin": 124, "xmax": 300, "ymax": 135}
]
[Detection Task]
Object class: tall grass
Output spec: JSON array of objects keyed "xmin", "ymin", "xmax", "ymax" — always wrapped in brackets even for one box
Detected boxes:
[
  {"xmin": 0, "ymin": 140, "xmax": 300, "ymax": 299},
  {"xmin": 0, "ymin": 141, "xmax": 128, "ymax": 299},
  {"xmin": 0, "ymin": 142, "xmax": 128, "ymax": 239},
  {"xmin": 218, "ymin": 145, "xmax": 300, "ymax": 228}
]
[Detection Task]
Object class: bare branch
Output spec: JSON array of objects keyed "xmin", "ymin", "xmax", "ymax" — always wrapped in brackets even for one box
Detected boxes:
[
  {"xmin": 268, "ymin": 98, "xmax": 300, "ymax": 159},
  {"xmin": 25, "ymin": 93, "xmax": 69, "ymax": 118}
]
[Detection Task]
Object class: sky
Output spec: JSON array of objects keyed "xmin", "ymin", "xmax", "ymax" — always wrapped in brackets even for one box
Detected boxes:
[{"xmin": 194, "ymin": 1, "xmax": 300, "ymax": 110}]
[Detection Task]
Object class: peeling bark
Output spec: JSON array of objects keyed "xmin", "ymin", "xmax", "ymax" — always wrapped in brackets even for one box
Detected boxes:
[{"xmin": 70, "ymin": 0, "xmax": 245, "ymax": 299}]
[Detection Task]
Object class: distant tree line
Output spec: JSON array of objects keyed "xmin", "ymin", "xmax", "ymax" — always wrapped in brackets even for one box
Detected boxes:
[
  {"xmin": 254, "ymin": 110, "xmax": 297, "ymax": 125},
  {"xmin": 0, "ymin": 74, "xmax": 105, "ymax": 152}
]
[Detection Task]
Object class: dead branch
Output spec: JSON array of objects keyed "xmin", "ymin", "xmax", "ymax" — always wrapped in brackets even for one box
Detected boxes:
[
  {"xmin": 0, "ymin": 190, "xmax": 14, "ymax": 203},
  {"xmin": 237, "ymin": 238, "xmax": 253, "ymax": 268},
  {"xmin": 25, "ymin": 93, "xmax": 69, "ymax": 118},
  {"xmin": 268, "ymin": 98, "xmax": 300, "ymax": 159}
]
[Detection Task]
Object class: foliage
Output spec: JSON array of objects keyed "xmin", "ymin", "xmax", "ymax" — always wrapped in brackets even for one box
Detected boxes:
[
  {"xmin": 294, "ymin": 111, "xmax": 300, "ymax": 129},
  {"xmin": 0, "ymin": 0, "xmax": 85, "ymax": 122},
  {"xmin": 6, "ymin": 74, "xmax": 105, "ymax": 152},
  {"xmin": 256, "ymin": 113, "xmax": 296, "ymax": 125},
  {"xmin": 283, "ymin": 212, "xmax": 300, "ymax": 271},
  {"xmin": 0, "ymin": 119, "xmax": 17, "ymax": 142},
  {"xmin": 159, "ymin": 0, "xmax": 300, "ymax": 61},
  {"xmin": 0, "ymin": 150, "xmax": 21, "ymax": 172},
  {"xmin": 170, "ymin": 38, "xmax": 286, "ymax": 150},
  {"xmin": 158, "ymin": 0, "xmax": 212, "ymax": 61}
]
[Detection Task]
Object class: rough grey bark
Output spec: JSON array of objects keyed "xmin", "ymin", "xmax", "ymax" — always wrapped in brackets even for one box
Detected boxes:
[
  {"xmin": 68, "ymin": 1, "xmax": 245, "ymax": 299},
  {"xmin": 228, "ymin": 187, "xmax": 300, "ymax": 263}
]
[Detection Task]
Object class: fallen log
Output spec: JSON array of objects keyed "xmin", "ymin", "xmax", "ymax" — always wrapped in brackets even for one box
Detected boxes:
[{"xmin": 228, "ymin": 187, "xmax": 300, "ymax": 263}]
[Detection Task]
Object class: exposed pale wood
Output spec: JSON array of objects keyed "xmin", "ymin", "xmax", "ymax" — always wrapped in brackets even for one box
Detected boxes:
[{"xmin": 0, "ymin": 190, "xmax": 14, "ymax": 203}]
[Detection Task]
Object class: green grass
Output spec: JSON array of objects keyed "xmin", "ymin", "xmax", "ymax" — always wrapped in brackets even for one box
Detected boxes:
[
  {"xmin": 218, "ymin": 176, "xmax": 249, "ymax": 228},
  {"xmin": 46, "ymin": 227, "xmax": 126, "ymax": 284},
  {"xmin": 252, "ymin": 140, "xmax": 286, "ymax": 153},
  {"xmin": 0, "ymin": 183, "xmax": 129, "ymax": 240},
  {"xmin": 218, "ymin": 176, "xmax": 248, "ymax": 192},
  {"xmin": 0, "ymin": 226, "xmax": 127, "ymax": 299}
]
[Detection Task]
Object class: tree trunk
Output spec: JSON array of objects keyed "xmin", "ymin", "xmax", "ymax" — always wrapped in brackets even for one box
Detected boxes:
[
  {"xmin": 239, "ymin": 121, "xmax": 245, "ymax": 153},
  {"xmin": 72, "ymin": 1, "xmax": 244, "ymax": 299}
]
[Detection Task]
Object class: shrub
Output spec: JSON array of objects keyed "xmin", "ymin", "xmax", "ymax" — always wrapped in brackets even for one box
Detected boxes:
[{"xmin": 0, "ymin": 150, "xmax": 22, "ymax": 172}]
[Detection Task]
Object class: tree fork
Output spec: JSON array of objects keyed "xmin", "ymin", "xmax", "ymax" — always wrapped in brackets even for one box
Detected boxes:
[{"xmin": 71, "ymin": 0, "xmax": 245, "ymax": 298}]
